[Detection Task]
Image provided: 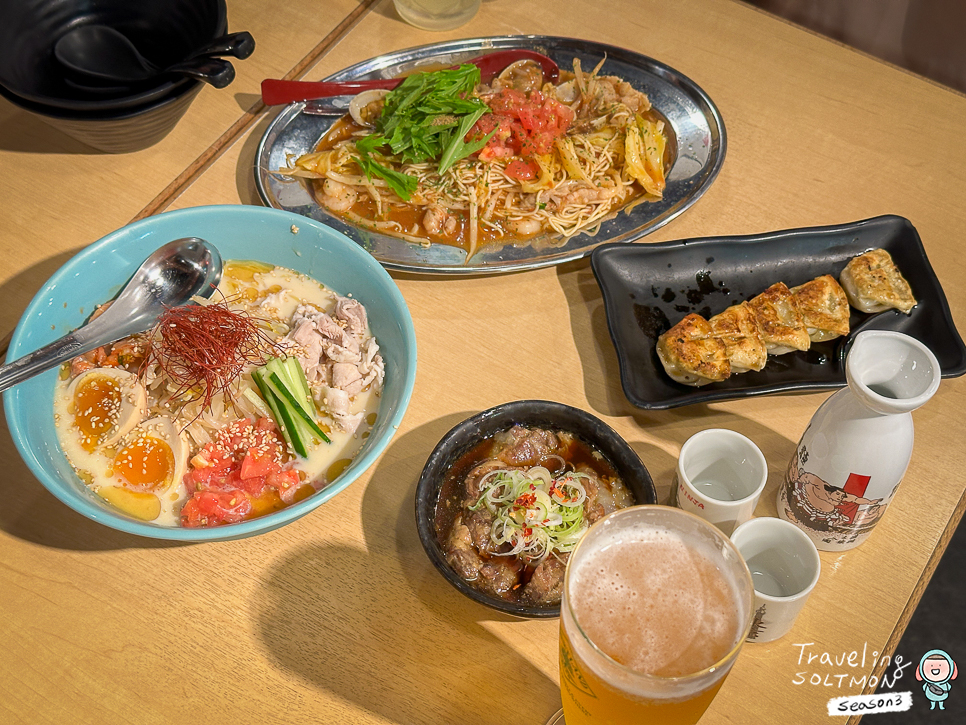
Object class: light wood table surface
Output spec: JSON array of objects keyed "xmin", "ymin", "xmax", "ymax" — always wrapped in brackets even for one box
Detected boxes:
[
  {"xmin": 0, "ymin": 0, "xmax": 368, "ymax": 344},
  {"xmin": 2, "ymin": 1, "xmax": 965, "ymax": 723}
]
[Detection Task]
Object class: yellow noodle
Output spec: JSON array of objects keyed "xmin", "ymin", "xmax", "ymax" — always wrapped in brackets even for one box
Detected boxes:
[
  {"xmin": 281, "ymin": 58, "xmax": 668, "ymax": 253},
  {"xmin": 468, "ymin": 186, "xmax": 480, "ymax": 259}
]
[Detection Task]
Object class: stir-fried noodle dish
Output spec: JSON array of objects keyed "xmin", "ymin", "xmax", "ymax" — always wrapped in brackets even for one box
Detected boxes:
[
  {"xmin": 53, "ymin": 261, "xmax": 384, "ymax": 528},
  {"xmin": 281, "ymin": 57, "xmax": 671, "ymax": 258}
]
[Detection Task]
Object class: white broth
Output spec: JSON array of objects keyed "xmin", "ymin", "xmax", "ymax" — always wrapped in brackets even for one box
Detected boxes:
[{"xmin": 53, "ymin": 261, "xmax": 384, "ymax": 527}]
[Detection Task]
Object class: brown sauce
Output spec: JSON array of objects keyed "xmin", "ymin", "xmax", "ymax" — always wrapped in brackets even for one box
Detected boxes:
[
  {"xmin": 434, "ymin": 426, "xmax": 628, "ymax": 605},
  {"xmin": 340, "ymin": 191, "xmax": 517, "ymax": 253},
  {"xmin": 434, "ymin": 429, "xmax": 620, "ymax": 540},
  {"xmin": 317, "ymin": 116, "xmax": 362, "ymax": 151},
  {"xmin": 311, "ymin": 105, "xmax": 676, "ymax": 254}
]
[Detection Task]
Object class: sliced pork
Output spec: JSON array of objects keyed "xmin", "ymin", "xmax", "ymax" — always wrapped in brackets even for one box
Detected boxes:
[{"xmin": 279, "ymin": 296, "xmax": 385, "ymax": 433}]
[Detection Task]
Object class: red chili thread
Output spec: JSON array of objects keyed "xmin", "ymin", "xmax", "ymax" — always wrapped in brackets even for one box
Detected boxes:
[{"xmin": 146, "ymin": 299, "xmax": 279, "ymax": 411}]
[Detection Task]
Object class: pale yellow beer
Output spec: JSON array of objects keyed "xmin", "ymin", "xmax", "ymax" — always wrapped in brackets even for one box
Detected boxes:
[{"xmin": 558, "ymin": 506, "xmax": 754, "ymax": 725}]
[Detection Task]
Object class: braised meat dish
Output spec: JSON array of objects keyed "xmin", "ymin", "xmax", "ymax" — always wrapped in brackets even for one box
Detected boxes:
[{"xmin": 434, "ymin": 425, "xmax": 634, "ymax": 606}]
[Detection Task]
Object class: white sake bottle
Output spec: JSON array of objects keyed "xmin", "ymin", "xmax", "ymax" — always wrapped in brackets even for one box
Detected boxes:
[{"xmin": 777, "ymin": 330, "xmax": 941, "ymax": 552}]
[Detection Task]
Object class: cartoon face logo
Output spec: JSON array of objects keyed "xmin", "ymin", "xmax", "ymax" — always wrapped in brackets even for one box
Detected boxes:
[
  {"xmin": 916, "ymin": 649, "xmax": 958, "ymax": 710},
  {"xmin": 924, "ymin": 658, "xmax": 953, "ymax": 683}
]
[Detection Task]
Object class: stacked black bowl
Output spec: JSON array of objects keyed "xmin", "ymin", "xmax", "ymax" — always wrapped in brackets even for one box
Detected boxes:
[{"xmin": 0, "ymin": 0, "xmax": 248, "ymax": 153}]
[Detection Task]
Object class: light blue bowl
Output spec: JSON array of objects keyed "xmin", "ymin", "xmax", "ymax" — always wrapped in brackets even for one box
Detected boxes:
[{"xmin": 4, "ymin": 205, "xmax": 417, "ymax": 541}]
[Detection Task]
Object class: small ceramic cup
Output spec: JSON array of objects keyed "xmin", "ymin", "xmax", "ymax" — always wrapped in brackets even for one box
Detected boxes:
[
  {"xmin": 671, "ymin": 429, "xmax": 768, "ymax": 535},
  {"xmin": 731, "ymin": 517, "xmax": 822, "ymax": 643}
]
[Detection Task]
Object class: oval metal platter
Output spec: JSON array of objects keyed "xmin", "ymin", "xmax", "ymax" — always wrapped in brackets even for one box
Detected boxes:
[{"xmin": 254, "ymin": 35, "xmax": 726, "ymax": 275}]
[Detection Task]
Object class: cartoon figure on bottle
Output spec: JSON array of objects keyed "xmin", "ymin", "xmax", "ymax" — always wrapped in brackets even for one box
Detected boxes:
[{"xmin": 780, "ymin": 441, "xmax": 889, "ymax": 548}]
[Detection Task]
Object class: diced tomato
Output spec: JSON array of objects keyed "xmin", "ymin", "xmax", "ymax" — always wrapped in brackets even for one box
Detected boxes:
[
  {"xmin": 504, "ymin": 158, "xmax": 539, "ymax": 180},
  {"xmin": 186, "ymin": 458, "xmax": 230, "ymax": 488},
  {"xmin": 266, "ymin": 470, "xmax": 302, "ymax": 498},
  {"xmin": 254, "ymin": 417, "xmax": 276, "ymax": 432},
  {"xmin": 181, "ymin": 490, "xmax": 252, "ymax": 528},
  {"xmin": 181, "ymin": 417, "xmax": 298, "ymax": 527},
  {"xmin": 486, "ymin": 88, "xmax": 527, "ymax": 115},
  {"xmin": 471, "ymin": 88, "xmax": 574, "ymax": 165},
  {"xmin": 241, "ymin": 448, "xmax": 279, "ymax": 480},
  {"xmin": 473, "ymin": 113, "xmax": 502, "ymax": 136}
]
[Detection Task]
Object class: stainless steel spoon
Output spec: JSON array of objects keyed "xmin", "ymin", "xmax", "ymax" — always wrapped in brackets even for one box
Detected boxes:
[{"xmin": 0, "ymin": 237, "xmax": 223, "ymax": 393}]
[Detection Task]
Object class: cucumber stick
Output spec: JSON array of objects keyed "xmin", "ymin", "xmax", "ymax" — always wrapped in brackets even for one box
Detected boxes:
[{"xmin": 251, "ymin": 357, "xmax": 331, "ymax": 457}]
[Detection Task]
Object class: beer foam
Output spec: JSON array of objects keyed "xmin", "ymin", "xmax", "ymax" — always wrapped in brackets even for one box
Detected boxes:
[{"xmin": 570, "ymin": 525, "xmax": 740, "ymax": 678}]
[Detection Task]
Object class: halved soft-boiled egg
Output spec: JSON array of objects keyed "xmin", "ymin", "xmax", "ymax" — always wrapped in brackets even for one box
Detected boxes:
[
  {"xmin": 111, "ymin": 416, "xmax": 189, "ymax": 494},
  {"xmin": 93, "ymin": 416, "xmax": 190, "ymax": 523},
  {"xmin": 66, "ymin": 367, "xmax": 146, "ymax": 452}
]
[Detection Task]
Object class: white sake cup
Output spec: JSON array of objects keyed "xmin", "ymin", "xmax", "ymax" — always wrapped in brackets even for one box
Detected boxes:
[
  {"xmin": 671, "ymin": 429, "xmax": 768, "ymax": 535},
  {"xmin": 731, "ymin": 517, "xmax": 822, "ymax": 643}
]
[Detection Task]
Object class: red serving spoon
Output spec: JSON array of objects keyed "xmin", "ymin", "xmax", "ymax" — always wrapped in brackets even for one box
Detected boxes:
[{"xmin": 261, "ymin": 49, "xmax": 559, "ymax": 106}]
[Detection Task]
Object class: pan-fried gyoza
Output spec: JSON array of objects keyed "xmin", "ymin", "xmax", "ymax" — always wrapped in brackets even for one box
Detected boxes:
[
  {"xmin": 839, "ymin": 248, "xmax": 916, "ymax": 314},
  {"xmin": 656, "ymin": 250, "xmax": 916, "ymax": 387}
]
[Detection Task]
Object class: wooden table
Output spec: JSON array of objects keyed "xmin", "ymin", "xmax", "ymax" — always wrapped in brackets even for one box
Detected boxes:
[{"xmin": 2, "ymin": 1, "xmax": 964, "ymax": 723}]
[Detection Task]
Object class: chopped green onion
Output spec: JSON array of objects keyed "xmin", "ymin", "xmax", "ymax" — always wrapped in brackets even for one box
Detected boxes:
[{"xmin": 470, "ymin": 466, "xmax": 589, "ymax": 564}]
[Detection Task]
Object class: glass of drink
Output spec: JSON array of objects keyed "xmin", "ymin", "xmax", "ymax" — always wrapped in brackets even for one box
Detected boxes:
[
  {"xmin": 556, "ymin": 505, "xmax": 755, "ymax": 725},
  {"xmin": 730, "ymin": 516, "xmax": 821, "ymax": 643},
  {"xmin": 392, "ymin": 0, "xmax": 481, "ymax": 31}
]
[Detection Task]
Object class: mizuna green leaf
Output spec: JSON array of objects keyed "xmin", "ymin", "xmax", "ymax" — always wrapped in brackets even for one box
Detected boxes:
[{"xmin": 352, "ymin": 64, "xmax": 491, "ymax": 197}]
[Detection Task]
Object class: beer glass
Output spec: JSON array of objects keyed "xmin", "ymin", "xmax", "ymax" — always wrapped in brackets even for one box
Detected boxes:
[{"xmin": 556, "ymin": 506, "xmax": 754, "ymax": 725}]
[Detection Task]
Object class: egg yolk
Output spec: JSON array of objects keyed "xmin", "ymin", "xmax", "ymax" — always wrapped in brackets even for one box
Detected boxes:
[
  {"xmin": 73, "ymin": 373, "xmax": 122, "ymax": 452},
  {"xmin": 113, "ymin": 430, "xmax": 175, "ymax": 492}
]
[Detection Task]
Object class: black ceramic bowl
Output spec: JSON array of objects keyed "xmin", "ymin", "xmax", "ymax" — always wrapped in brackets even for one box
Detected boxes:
[
  {"xmin": 415, "ymin": 400, "xmax": 657, "ymax": 618},
  {"xmin": 0, "ymin": 79, "xmax": 203, "ymax": 153},
  {"xmin": 0, "ymin": 0, "xmax": 226, "ymax": 111}
]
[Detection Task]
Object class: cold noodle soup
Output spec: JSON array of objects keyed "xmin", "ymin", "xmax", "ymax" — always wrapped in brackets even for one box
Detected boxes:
[{"xmin": 53, "ymin": 261, "xmax": 384, "ymax": 527}]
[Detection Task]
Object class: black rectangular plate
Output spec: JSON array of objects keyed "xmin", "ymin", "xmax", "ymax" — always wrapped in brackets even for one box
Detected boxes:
[{"xmin": 591, "ymin": 215, "xmax": 966, "ymax": 410}]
